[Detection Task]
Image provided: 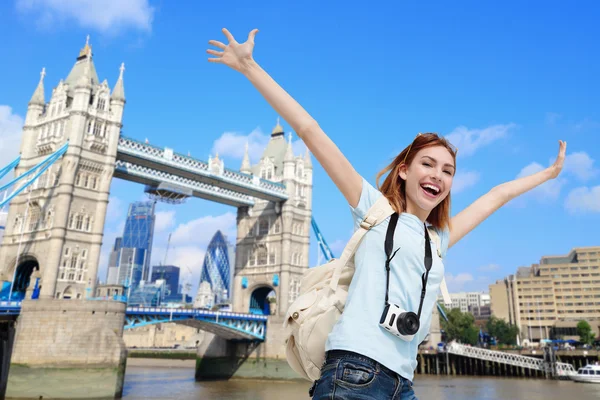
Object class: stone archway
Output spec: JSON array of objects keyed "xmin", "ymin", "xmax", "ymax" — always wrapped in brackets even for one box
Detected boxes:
[
  {"xmin": 249, "ymin": 286, "xmax": 275, "ymax": 315},
  {"xmin": 62, "ymin": 286, "xmax": 75, "ymax": 300},
  {"xmin": 12, "ymin": 256, "xmax": 39, "ymax": 301}
]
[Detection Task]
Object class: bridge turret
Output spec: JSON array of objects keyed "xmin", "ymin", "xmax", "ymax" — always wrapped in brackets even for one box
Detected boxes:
[
  {"xmin": 21, "ymin": 68, "xmax": 46, "ymax": 157},
  {"xmin": 25, "ymin": 67, "xmax": 45, "ymax": 125},
  {"xmin": 240, "ymin": 142, "xmax": 251, "ymax": 174},
  {"xmin": 283, "ymin": 132, "xmax": 295, "ymax": 181},
  {"xmin": 110, "ymin": 63, "xmax": 126, "ymax": 122}
]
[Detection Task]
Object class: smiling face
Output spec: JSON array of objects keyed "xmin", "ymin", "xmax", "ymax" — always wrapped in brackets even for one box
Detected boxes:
[{"xmin": 398, "ymin": 145, "xmax": 455, "ymax": 221}]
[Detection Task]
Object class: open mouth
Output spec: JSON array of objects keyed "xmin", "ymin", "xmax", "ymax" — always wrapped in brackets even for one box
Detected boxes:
[{"xmin": 420, "ymin": 183, "xmax": 441, "ymax": 199}]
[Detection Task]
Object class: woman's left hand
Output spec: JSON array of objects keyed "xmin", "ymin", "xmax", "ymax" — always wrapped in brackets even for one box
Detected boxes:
[{"xmin": 548, "ymin": 140, "xmax": 567, "ymax": 179}]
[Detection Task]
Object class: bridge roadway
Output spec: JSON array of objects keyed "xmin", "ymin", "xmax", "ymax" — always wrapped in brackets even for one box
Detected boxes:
[
  {"xmin": 115, "ymin": 136, "xmax": 288, "ymax": 207},
  {"xmin": 0, "ymin": 301, "xmax": 268, "ymax": 341}
]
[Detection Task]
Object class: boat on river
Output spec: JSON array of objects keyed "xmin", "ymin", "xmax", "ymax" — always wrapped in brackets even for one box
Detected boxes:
[{"xmin": 570, "ymin": 364, "xmax": 600, "ymax": 383}]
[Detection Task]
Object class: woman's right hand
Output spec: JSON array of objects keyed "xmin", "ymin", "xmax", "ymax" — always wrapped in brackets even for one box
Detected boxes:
[{"xmin": 207, "ymin": 28, "xmax": 259, "ymax": 74}]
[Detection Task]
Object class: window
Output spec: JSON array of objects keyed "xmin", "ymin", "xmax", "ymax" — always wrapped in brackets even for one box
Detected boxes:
[
  {"xmin": 259, "ymin": 219, "xmax": 269, "ymax": 235},
  {"xmin": 274, "ymin": 221, "xmax": 280, "ymax": 234},
  {"xmin": 70, "ymin": 255, "xmax": 78, "ymax": 270},
  {"xmin": 84, "ymin": 175, "xmax": 89, "ymax": 188},
  {"xmin": 257, "ymin": 246, "xmax": 268, "ymax": 265},
  {"xmin": 93, "ymin": 122, "xmax": 101, "ymax": 136},
  {"xmin": 84, "ymin": 216, "xmax": 91, "ymax": 232},
  {"xmin": 98, "ymin": 98, "xmax": 106, "ymax": 110},
  {"xmin": 68, "ymin": 214, "xmax": 75, "ymax": 229},
  {"xmin": 269, "ymin": 251, "xmax": 276, "ymax": 265},
  {"xmin": 92, "ymin": 176, "xmax": 98, "ymax": 190},
  {"xmin": 87, "ymin": 120, "xmax": 92, "ymax": 134},
  {"xmin": 75, "ymin": 173, "xmax": 81, "ymax": 186},
  {"xmin": 75, "ymin": 215, "xmax": 84, "ymax": 230},
  {"xmin": 248, "ymin": 250, "xmax": 255, "ymax": 267},
  {"xmin": 27, "ymin": 206, "xmax": 41, "ymax": 232}
]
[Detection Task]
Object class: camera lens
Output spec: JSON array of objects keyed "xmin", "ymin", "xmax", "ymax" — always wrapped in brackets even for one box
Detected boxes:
[{"xmin": 397, "ymin": 311, "xmax": 420, "ymax": 335}]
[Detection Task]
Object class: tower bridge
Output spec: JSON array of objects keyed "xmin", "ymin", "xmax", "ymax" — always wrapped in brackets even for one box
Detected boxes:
[
  {"xmin": 0, "ymin": 38, "xmax": 318, "ymax": 397},
  {"xmin": 0, "ymin": 38, "xmax": 312, "ymax": 317}
]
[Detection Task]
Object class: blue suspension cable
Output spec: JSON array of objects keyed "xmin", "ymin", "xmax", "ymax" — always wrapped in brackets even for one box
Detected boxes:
[{"xmin": 0, "ymin": 142, "xmax": 69, "ymax": 208}]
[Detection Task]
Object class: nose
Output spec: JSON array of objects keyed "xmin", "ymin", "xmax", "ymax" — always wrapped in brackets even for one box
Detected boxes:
[{"xmin": 431, "ymin": 169, "xmax": 443, "ymax": 182}]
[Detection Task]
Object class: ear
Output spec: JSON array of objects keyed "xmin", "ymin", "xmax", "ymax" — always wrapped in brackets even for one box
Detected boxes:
[{"xmin": 398, "ymin": 164, "xmax": 408, "ymax": 181}]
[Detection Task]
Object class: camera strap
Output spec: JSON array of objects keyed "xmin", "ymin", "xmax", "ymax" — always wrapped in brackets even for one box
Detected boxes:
[{"xmin": 384, "ymin": 212, "xmax": 433, "ymax": 318}]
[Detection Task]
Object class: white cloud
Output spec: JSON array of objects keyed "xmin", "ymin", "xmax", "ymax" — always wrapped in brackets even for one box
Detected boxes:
[
  {"xmin": 565, "ymin": 185, "xmax": 600, "ymax": 214},
  {"xmin": 154, "ymin": 210, "xmax": 176, "ymax": 234},
  {"xmin": 212, "ymin": 127, "xmax": 269, "ymax": 165},
  {"xmin": 16, "ymin": 0, "xmax": 154, "ymax": 33},
  {"xmin": 445, "ymin": 123, "xmax": 516, "ymax": 157},
  {"xmin": 445, "ymin": 273, "xmax": 474, "ymax": 292},
  {"xmin": 478, "ymin": 263, "xmax": 501, "ymax": 272},
  {"xmin": 212, "ymin": 127, "xmax": 304, "ymax": 167},
  {"xmin": 151, "ymin": 212, "xmax": 238, "ymax": 295},
  {"xmin": 451, "ymin": 170, "xmax": 480, "ymax": 194},
  {"xmin": 515, "ymin": 162, "xmax": 567, "ymax": 202},
  {"xmin": 563, "ymin": 152, "xmax": 598, "ymax": 182},
  {"xmin": 0, "ymin": 106, "xmax": 23, "ymax": 185},
  {"xmin": 170, "ymin": 213, "xmax": 236, "ymax": 246}
]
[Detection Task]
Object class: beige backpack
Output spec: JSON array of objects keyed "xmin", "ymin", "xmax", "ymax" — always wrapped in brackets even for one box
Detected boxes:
[{"xmin": 283, "ymin": 195, "xmax": 451, "ymax": 381}]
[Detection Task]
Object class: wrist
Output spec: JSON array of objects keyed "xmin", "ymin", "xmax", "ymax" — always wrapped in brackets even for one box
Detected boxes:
[{"xmin": 240, "ymin": 58, "xmax": 259, "ymax": 76}]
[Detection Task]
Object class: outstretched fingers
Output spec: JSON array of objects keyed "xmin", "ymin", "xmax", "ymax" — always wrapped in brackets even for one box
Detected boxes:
[
  {"xmin": 248, "ymin": 28, "xmax": 259, "ymax": 42},
  {"xmin": 208, "ymin": 40, "xmax": 226, "ymax": 50},
  {"xmin": 222, "ymin": 28, "xmax": 236, "ymax": 43}
]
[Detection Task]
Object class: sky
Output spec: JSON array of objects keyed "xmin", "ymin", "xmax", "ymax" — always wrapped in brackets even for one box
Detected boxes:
[{"xmin": 0, "ymin": 0, "xmax": 599, "ymax": 298}]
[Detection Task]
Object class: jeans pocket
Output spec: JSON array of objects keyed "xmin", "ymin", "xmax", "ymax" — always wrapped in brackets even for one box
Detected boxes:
[{"xmin": 336, "ymin": 361, "xmax": 376, "ymax": 387}]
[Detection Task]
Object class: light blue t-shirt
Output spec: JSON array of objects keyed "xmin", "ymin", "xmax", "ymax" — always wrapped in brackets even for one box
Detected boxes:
[{"xmin": 325, "ymin": 177, "xmax": 449, "ymax": 382}]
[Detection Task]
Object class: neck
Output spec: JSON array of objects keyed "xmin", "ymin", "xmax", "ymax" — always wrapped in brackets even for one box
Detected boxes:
[{"xmin": 404, "ymin": 198, "xmax": 430, "ymax": 224}]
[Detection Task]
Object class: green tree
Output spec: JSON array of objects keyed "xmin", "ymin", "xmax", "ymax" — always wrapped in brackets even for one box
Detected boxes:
[
  {"xmin": 486, "ymin": 316, "xmax": 519, "ymax": 345},
  {"xmin": 440, "ymin": 306, "xmax": 479, "ymax": 345},
  {"xmin": 577, "ymin": 320, "xmax": 595, "ymax": 345}
]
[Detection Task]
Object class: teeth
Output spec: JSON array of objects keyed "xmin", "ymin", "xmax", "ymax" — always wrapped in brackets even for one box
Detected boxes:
[{"xmin": 422, "ymin": 184, "xmax": 440, "ymax": 194}]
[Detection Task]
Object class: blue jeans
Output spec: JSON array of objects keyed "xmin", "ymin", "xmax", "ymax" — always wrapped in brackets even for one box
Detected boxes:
[{"xmin": 310, "ymin": 350, "xmax": 418, "ymax": 400}]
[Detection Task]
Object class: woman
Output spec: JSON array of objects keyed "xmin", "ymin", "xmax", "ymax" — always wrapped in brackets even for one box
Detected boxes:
[{"xmin": 207, "ymin": 28, "xmax": 566, "ymax": 399}]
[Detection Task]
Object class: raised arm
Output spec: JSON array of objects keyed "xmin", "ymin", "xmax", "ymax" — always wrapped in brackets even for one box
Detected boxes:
[
  {"xmin": 207, "ymin": 28, "xmax": 362, "ymax": 207},
  {"xmin": 448, "ymin": 140, "xmax": 567, "ymax": 249}
]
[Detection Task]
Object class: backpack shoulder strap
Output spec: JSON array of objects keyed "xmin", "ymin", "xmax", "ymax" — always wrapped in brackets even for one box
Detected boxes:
[
  {"xmin": 329, "ymin": 194, "xmax": 394, "ymax": 291},
  {"xmin": 426, "ymin": 227, "xmax": 452, "ymax": 307}
]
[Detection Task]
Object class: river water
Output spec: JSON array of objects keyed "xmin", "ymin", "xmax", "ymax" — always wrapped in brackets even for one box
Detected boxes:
[{"xmin": 122, "ymin": 366, "xmax": 600, "ymax": 399}]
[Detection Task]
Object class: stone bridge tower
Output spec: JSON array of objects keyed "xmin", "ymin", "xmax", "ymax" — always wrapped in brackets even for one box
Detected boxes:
[
  {"xmin": 232, "ymin": 121, "xmax": 312, "ymax": 316},
  {"xmin": 0, "ymin": 38, "xmax": 125, "ymax": 300}
]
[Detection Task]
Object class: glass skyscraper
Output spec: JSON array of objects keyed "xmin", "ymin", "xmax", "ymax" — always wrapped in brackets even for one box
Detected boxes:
[
  {"xmin": 197, "ymin": 230, "xmax": 234, "ymax": 307},
  {"xmin": 114, "ymin": 201, "xmax": 156, "ymax": 291}
]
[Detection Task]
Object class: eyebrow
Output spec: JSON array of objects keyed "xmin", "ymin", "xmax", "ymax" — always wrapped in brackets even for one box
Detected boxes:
[{"xmin": 421, "ymin": 155, "xmax": 455, "ymax": 170}]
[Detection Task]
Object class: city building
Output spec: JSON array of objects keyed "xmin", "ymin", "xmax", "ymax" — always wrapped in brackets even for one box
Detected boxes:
[
  {"xmin": 106, "ymin": 237, "xmax": 122, "ymax": 285},
  {"xmin": 151, "ymin": 265, "xmax": 180, "ymax": 296},
  {"xmin": 194, "ymin": 230, "xmax": 235, "ymax": 308},
  {"xmin": 440, "ymin": 291, "xmax": 490, "ymax": 314},
  {"xmin": 106, "ymin": 201, "xmax": 156, "ymax": 292},
  {"xmin": 469, "ymin": 304, "xmax": 492, "ymax": 319},
  {"xmin": 489, "ymin": 246, "xmax": 600, "ymax": 343}
]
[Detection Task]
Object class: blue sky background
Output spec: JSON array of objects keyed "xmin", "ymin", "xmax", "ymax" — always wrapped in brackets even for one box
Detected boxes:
[{"xmin": 0, "ymin": 0, "xmax": 599, "ymax": 297}]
